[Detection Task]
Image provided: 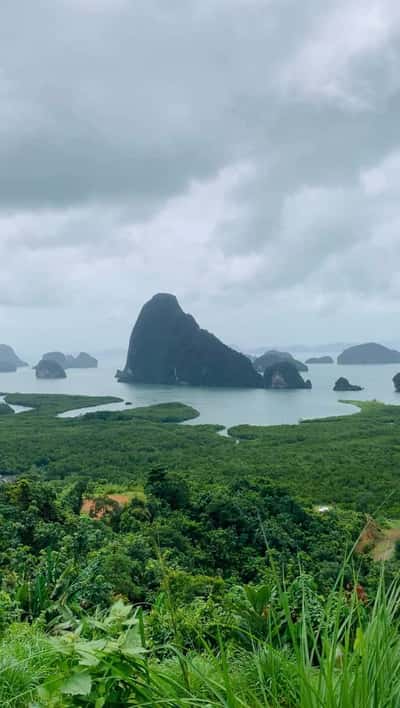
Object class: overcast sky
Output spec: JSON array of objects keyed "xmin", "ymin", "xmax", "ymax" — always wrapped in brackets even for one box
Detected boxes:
[{"xmin": 1, "ymin": 0, "xmax": 400, "ymax": 358}]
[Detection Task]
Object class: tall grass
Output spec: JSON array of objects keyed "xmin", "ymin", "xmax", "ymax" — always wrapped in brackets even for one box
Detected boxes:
[
  {"xmin": 0, "ymin": 624, "xmax": 58, "ymax": 706},
  {"xmin": 1, "ymin": 567, "xmax": 400, "ymax": 706},
  {"xmin": 152, "ymin": 568, "xmax": 400, "ymax": 707}
]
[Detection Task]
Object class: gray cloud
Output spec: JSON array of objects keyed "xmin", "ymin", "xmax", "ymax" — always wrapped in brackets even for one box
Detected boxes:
[{"xmin": 1, "ymin": 0, "xmax": 400, "ymax": 352}]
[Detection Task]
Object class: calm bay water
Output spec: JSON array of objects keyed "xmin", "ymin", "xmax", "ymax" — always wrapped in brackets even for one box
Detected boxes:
[{"xmin": 1, "ymin": 359, "xmax": 400, "ymax": 428}]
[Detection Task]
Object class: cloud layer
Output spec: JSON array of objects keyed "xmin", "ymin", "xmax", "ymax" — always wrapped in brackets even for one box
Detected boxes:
[{"xmin": 1, "ymin": 0, "xmax": 400, "ymax": 354}]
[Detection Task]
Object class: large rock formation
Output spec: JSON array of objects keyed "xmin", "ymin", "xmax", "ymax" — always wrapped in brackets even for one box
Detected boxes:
[
  {"xmin": 42, "ymin": 351, "xmax": 98, "ymax": 369},
  {"xmin": 333, "ymin": 377, "xmax": 363, "ymax": 392},
  {"xmin": 35, "ymin": 359, "xmax": 67, "ymax": 379},
  {"xmin": 253, "ymin": 350, "xmax": 308, "ymax": 373},
  {"xmin": 0, "ymin": 344, "xmax": 28, "ymax": 372},
  {"xmin": 117, "ymin": 293, "xmax": 262, "ymax": 388},
  {"xmin": 305, "ymin": 356, "xmax": 334, "ymax": 364},
  {"xmin": 263, "ymin": 361, "xmax": 312, "ymax": 390},
  {"xmin": 393, "ymin": 373, "xmax": 400, "ymax": 392},
  {"xmin": 338, "ymin": 343, "xmax": 400, "ymax": 365}
]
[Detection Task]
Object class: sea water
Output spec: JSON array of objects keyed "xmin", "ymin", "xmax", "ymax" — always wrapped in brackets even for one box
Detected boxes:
[{"xmin": 1, "ymin": 359, "xmax": 399, "ymax": 428}]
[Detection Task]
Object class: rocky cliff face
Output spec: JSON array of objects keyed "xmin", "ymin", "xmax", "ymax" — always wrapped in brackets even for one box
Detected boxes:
[
  {"xmin": 254, "ymin": 350, "xmax": 308, "ymax": 373},
  {"xmin": 35, "ymin": 359, "xmax": 67, "ymax": 379},
  {"xmin": 0, "ymin": 344, "xmax": 28, "ymax": 372},
  {"xmin": 338, "ymin": 343, "xmax": 400, "ymax": 365},
  {"xmin": 263, "ymin": 361, "xmax": 312, "ymax": 389},
  {"xmin": 117, "ymin": 293, "xmax": 262, "ymax": 388}
]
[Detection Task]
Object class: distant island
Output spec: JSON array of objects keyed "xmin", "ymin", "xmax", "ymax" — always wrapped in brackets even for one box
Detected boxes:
[
  {"xmin": 393, "ymin": 373, "xmax": 400, "ymax": 392},
  {"xmin": 40, "ymin": 352, "xmax": 98, "ymax": 369},
  {"xmin": 0, "ymin": 344, "xmax": 28, "ymax": 372},
  {"xmin": 263, "ymin": 361, "xmax": 312, "ymax": 390},
  {"xmin": 306, "ymin": 356, "xmax": 334, "ymax": 364},
  {"xmin": 35, "ymin": 359, "xmax": 67, "ymax": 379},
  {"xmin": 337, "ymin": 343, "xmax": 400, "ymax": 365},
  {"xmin": 333, "ymin": 377, "xmax": 363, "ymax": 392},
  {"xmin": 253, "ymin": 350, "xmax": 308, "ymax": 373},
  {"xmin": 117, "ymin": 293, "xmax": 262, "ymax": 388}
]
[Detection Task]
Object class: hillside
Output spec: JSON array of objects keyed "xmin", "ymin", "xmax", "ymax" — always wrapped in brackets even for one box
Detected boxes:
[
  {"xmin": 0, "ymin": 392, "xmax": 400, "ymax": 708},
  {"xmin": 0, "ymin": 394, "xmax": 399, "ymax": 704}
]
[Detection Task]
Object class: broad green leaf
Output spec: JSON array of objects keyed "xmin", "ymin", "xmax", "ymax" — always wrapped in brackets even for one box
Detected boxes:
[
  {"xmin": 75, "ymin": 638, "xmax": 106, "ymax": 666},
  {"xmin": 60, "ymin": 671, "xmax": 92, "ymax": 696},
  {"xmin": 120, "ymin": 627, "xmax": 146, "ymax": 656},
  {"xmin": 109, "ymin": 599, "xmax": 133, "ymax": 621}
]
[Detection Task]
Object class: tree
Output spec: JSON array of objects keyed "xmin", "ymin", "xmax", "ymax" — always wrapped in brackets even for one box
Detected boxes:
[{"xmin": 146, "ymin": 467, "xmax": 190, "ymax": 510}]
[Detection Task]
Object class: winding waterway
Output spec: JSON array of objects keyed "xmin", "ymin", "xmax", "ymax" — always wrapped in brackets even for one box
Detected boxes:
[{"xmin": 1, "ymin": 358, "xmax": 400, "ymax": 427}]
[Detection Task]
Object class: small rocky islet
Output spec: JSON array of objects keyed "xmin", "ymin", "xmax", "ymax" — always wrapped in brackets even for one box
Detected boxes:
[
  {"xmin": 35, "ymin": 359, "xmax": 67, "ymax": 380},
  {"xmin": 32, "ymin": 351, "xmax": 98, "ymax": 379},
  {"xmin": 263, "ymin": 361, "xmax": 312, "ymax": 389},
  {"xmin": 333, "ymin": 377, "xmax": 363, "ymax": 392},
  {"xmin": 306, "ymin": 356, "xmax": 334, "ymax": 364},
  {"xmin": 41, "ymin": 351, "xmax": 98, "ymax": 369}
]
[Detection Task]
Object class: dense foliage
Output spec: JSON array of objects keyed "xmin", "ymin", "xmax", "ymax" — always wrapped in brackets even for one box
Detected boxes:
[
  {"xmin": 2, "ymin": 395, "xmax": 400, "ymax": 515},
  {"xmin": 0, "ymin": 393, "xmax": 399, "ymax": 705}
]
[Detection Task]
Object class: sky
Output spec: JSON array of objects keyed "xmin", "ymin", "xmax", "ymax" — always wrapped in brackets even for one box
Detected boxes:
[{"xmin": 1, "ymin": 0, "xmax": 400, "ymax": 359}]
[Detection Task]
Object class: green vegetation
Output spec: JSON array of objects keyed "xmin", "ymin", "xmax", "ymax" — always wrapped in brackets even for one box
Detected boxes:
[
  {"xmin": 230, "ymin": 400, "xmax": 400, "ymax": 516},
  {"xmin": 4, "ymin": 393, "xmax": 122, "ymax": 415},
  {"xmin": 83, "ymin": 401, "xmax": 200, "ymax": 423},
  {"xmin": 0, "ymin": 393, "xmax": 399, "ymax": 705},
  {"xmin": 1, "ymin": 569, "xmax": 400, "ymax": 707}
]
